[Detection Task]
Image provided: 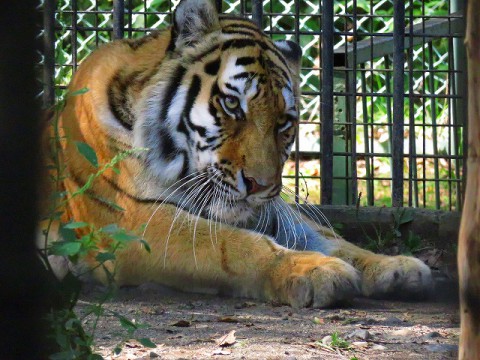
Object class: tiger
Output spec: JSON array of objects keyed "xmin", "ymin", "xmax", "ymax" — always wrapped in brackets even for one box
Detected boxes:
[{"xmin": 44, "ymin": 0, "xmax": 433, "ymax": 308}]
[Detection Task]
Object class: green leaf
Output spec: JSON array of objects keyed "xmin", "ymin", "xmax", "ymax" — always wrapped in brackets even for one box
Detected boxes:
[
  {"xmin": 111, "ymin": 231, "xmax": 137, "ymax": 243},
  {"xmin": 399, "ymin": 209, "xmax": 414, "ymax": 225},
  {"xmin": 65, "ymin": 318, "xmax": 81, "ymax": 331},
  {"xmin": 113, "ymin": 347, "xmax": 122, "ymax": 355},
  {"xmin": 138, "ymin": 337, "xmax": 156, "ymax": 348},
  {"xmin": 119, "ymin": 316, "xmax": 137, "ymax": 332},
  {"xmin": 75, "ymin": 141, "xmax": 98, "ymax": 168},
  {"xmin": 139, "ymin": 239, "xmax": 151, "ymax": 253},
  {"xmin": 59, "ymin": 224, "xmax": 77, "ymax": 242},
  {"xmin": 101, "ymin": 224, "xmax": 119, "ymax": 234},
  {"xmin": 87, "ymin": 354, "xmax": 104, "ymax": 360},
  {"xmin": 64, "ymin": 221, "xmax": 89, "ymax": 229},
  {"xmin": 96, "ymin": 252, "xmax": 116, "ymax": 263},
  {"xmin": 68, "ymin": 87, "xmax": 89, "ymax": 97},
  {"xmin": 50, "ymin": 241, "xmax": 81, "ymax": 256},
  {"xmin": 85, "ymin": 304, "xmax": 104, "ymax": 317}
]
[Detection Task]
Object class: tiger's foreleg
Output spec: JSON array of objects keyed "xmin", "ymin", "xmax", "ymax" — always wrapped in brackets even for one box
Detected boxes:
[
  {"xmin": 112, "ymin": 205, "xmax": 360, "ymax": 308},
  {"xmin": 273, "ymin": 215, "xmax": 433, "ymax": 299}
]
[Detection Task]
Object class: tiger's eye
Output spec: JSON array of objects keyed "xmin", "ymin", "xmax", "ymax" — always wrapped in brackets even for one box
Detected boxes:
[{"xmin": 224, "ymin": 96, "xmax": 240, "ymax": 111}]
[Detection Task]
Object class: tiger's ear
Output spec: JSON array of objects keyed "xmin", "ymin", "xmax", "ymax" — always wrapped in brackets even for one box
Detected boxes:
[
  {"xmin": 173, "ymin": 0, "xmax": 220, "ymax": 48},
  {"xmin": 274, "ymin": 40, "xmax": 302, "ymax": 73}
]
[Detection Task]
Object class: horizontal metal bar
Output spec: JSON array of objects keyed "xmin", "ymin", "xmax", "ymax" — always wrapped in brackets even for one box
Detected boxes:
[
  {"xmin": 335, "ymin": 12, "xmax": 464, "ymax": 65},
  {"xmin": 290, "ymin": 150, "xmax": 464, "ymax": 159},
  {"xmin": 283, "ymin": 175, "xmax": 464, "ymax": 182}
]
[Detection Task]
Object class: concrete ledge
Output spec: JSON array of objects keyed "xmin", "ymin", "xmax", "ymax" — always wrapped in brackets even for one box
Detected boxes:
[{"xmin": 310, "ymin": 206, "xmax": 461, "ymax": 250}]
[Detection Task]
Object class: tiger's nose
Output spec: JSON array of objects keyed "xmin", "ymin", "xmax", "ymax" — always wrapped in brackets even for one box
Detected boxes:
[{"xmin": 242, "ymin": 173, "xmax": 271, "ymax": 195}]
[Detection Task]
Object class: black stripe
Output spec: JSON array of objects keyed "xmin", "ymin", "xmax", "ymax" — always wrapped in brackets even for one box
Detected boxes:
[
  {"xmin": 108, "ymin": 70, "xmax": 139, "ymax": 131},
  {"xmin": 70, "ymin": 167, "xmax": 158, "ymax": 205},
  {"xmin": 233, "ymin": 72, "xmax": 256, "ymax": 80},
  {"xmin": 177, "ymin": 150, "xmax": 190, "ymax": 180},
  {"xmin": 176, "ymin": 115, "xmax": 190, "ymax": 139},
  {"xmin": 206, "ymin": 135, "xmax": 219, "ymax": 144},
  {"xmin": 264, "ymin": 58, "xmax": 290, "ymax": 84},
  {"xmin": 222, "ymin": 29, "xmax": 259, "ymax": 37},
  {"xmin": 209, "ymin": 82, "xmax": 222, "ymax": 127},
  {"xmin": 250, "ymin": 87, "xmax": 262, "ymax": 101},
  {"xmin": 158, "ymin": 127, "xmax": 177, "ymax": 161},
  {"xmin": 236, "ymin": 56, "xmax": 257, "ymax": 66},
  {"xmin": 167, "ymin": 27, "xmax": 176, "ymax": 52},
  {"xmin": 183, "ymin": 75, "xmax": 207, "ymax": 137},
  {"xmin": 193, "ymin": 44, "xmax": 221, "ymax": 62},
  {"xmin": 221, "ymin": 37, "xmax": 291, "ymax": 80},
  {"xmin": 205, "ymin": 58, "xmax": 221, "ymax": 75},
  {"xmin": 220, "ymin": 17, "xmax": 263, "ymax": 32},
  {"xmin": 222, "ymin": 38, "xmax": 258, "ymax": 51},
  {"xmin": 285, "ymin": 113, "xmax": 298, "ymax": 122},
  {"xmin": 158, "ymin": 65, "xmax": 187, "ymax": 123},
  {"xmin": 225, "ymin": 83, "xmax": 240, "ymax": 94}
]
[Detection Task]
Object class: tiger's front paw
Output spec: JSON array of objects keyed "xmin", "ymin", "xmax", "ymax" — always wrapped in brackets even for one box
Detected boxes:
[
  {"xmin": 361, "ymin": 255, "xmax": 433, "ymax": 299},
  {"xmin": 265, "ymin": 252, "xmax": 360, "ymax": 308}
]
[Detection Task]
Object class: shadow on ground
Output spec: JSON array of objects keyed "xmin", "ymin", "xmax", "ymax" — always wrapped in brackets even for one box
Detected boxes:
[{"xmin": 77, "ymin": 279, "xmax": 460, "ymax": 360}]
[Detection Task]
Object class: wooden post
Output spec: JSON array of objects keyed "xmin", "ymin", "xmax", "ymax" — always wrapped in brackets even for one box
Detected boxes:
[{"xmin": 458, "ymin": 1, "xmax": 480, "ymax": 358}]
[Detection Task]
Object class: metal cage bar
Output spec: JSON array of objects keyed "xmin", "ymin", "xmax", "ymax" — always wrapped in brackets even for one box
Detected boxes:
[
  {"xmin": 391, "ymin": 0, "xmax": 405, "ymax": 207},
  {"xmin": 42, "ymin": 0, "xmax": 55, "ymax": 108},
  {"xmin": 321, "ymin": 0, "xmax": 334, "ymax": 205},
  {"xmin": 113, "ymin": 0, "xmax": 124, "ymax": 40}
]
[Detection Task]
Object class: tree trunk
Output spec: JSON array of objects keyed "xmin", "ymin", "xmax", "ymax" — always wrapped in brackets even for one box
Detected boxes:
[{"xmin": 458, "ymin": 1, "xmax": 480, "ymax": 358}]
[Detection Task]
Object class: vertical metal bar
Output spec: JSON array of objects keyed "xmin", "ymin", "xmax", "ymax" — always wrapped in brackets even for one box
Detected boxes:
[
  {"xmin": 452, "ymin": 0, "xmax": 467, "ymax": 208},
  {"xmin": 72, "ymin": 0, "xmax": 78, "ymax": 72},
  {"xmin": 43, "ymin": 0, "xmax": 55, "ymax": 108},
  {"xmin": 252, "ymin": 0, "xmax": 263, "ymax": 28},
  {"xmin": 360, "ymin": 65, "xmax": 373, "ymax": 205},
  {"xmin": 428, "ymin": 42, "xmax": 440, "ymax": 209},
  {"xmin": 113, "ymin": 0, "xmax": 125, "ymax": 40},
  {"xmin": 350, "ymin": 0, "xmax": 358, "ymax": 205},
  {"xmin": 450, "ymin": 36, "xmax": 462, "ymax": 210},
  {"xmin": 215, "ymin": 0, "xmax": 222, "ymax": 13},
  {"xmin": 385, "ymin": 55, "xmax": 393, "ymax": 164},
  {"xmin": 95, "ymin": 0, "xmax": 99, "ymax": 46},
  {"xmin": 391, "ymin": 0, "xmax": 405, "ymax": 207},
  {"xmin": 421, "ymin": 1, "xmax": 426, "ymax": 208},
  {"xmin": 128, "ymin": 0, "xmax": 132, "ymax": 38},
  {"xmin": 293, "ymin": 0, "xmax": 300, "ymax": 201},
  {"xmin": 407, "ymin": 2, "xmax": 417, "ymax": 207},
  {"xmin": 320, "ymin": 0, "xmax": 334, "ymax": 205}
]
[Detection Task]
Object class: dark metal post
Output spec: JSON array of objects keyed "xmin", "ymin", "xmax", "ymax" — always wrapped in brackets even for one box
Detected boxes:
[
  {"xmin": 452, "ymin": 0, "xmax": 467, "ymax": 208},
  {"xmin": 216, "ymin": 0, "xmax": 222, "ymax": 13},
  {"xmin": 72, "ymin": 0, "xmax": 78, "ymax": 71},
  {"xmin": 252, "ymin": 0, "xmax": 263, "ymax": 28},
  {"xmin": 392, "ymin": 0, "xmax": 405, "ymax": 207},
  {"xmin": 113, "ymin": 0, "xmax": 125, "ymax": 40},
  {"xmin": 321, "ymin": 0, "xmax": 334, "ymax": 205},
  {"xmin": 43, "ymin": 0, "xmax": 55, "ymax": 108}
]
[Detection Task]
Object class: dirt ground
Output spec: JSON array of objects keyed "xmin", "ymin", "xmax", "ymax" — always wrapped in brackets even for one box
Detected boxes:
[{"xmin": 77, "ymin": 278, "xmax": 460, "ymax": 360}]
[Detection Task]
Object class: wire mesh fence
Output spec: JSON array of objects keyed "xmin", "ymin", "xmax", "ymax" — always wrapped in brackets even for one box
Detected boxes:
[{"xmin": 41, "ymin": 0, "xmax": 467, "ymax": 211}]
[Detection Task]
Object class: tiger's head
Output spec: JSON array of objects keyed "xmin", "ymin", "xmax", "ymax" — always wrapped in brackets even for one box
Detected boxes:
[{"xmin": 132, "ymin": 0, "xmax": 302, "ymax": 224}]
